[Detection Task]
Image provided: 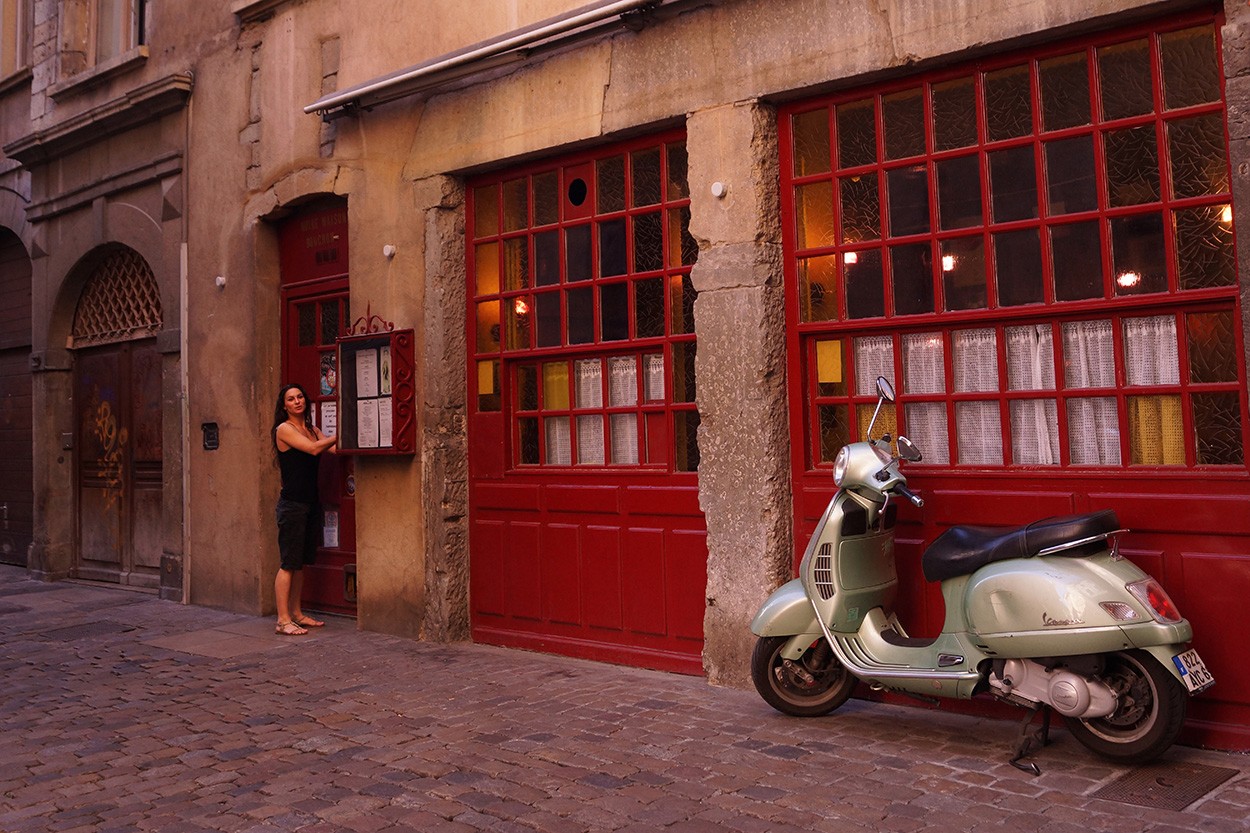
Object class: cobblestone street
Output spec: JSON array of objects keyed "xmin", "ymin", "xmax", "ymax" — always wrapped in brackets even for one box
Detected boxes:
[{"xmin": 1, "ymin": 565, "xmax": 1247, "ymax": 833}]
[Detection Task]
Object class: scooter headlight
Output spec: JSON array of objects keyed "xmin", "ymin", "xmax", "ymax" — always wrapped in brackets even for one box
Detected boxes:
[{"xmin": 833, "ymin": 447, "xmax": 849, "ymax": 486}]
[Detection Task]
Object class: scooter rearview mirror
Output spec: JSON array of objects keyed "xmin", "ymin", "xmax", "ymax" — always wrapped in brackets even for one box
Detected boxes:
[
  {"xmin": 897, "ymin": 435, "xmax": 922, "ymax": 462},
  {"xmin": 876, "ymin": 376, "xmax": 896, "ymax": 403}
]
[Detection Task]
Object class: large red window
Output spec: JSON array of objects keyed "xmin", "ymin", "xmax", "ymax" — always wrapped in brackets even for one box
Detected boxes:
[
  {"xmin": 470, "ymin": 132, "xmax": 699, "ymax": 471},
  {"xmin": 782, "ymin": 15, "xmax": 1246, "ymax": 471}
]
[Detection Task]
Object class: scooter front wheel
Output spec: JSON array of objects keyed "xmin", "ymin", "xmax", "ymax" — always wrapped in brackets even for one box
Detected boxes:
[
  {"xmin": 1061, "ymin": 649, "xmax": 1187, "ymax": 764},
  {"xmin": 751, "ymin": 635, "xmax": 856, "ymax": 717}
]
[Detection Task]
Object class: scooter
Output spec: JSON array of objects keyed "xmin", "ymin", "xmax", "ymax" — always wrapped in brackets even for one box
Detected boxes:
[{"xmin": 750, "ymin": 377, "xmax": 1213, "ymax": 770}]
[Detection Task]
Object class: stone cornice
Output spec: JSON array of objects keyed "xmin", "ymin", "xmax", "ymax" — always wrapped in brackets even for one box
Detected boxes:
[
  {"xmin": 3, "ymin": 73, "xmax": 193, "ymax": 166},
  {"xmin": 231, "ymin": 0, "xmax": 297, "ymax": 24}
]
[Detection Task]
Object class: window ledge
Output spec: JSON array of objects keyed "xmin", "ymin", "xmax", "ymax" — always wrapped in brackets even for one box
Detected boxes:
[
  {"xmin": 0, "ymin": 66, "xmax": 32, "ymax": 97},
  {"xmin": 232, "ymin": 0, "xmax": 295, "ymax": 24},
  {"xmin": 49, "ymin": 46, "xmax": 149, "ymax": 102}
]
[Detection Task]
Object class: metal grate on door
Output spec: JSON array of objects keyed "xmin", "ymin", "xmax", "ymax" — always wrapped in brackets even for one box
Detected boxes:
[{"xmin": 71, "ymin": 247, "xmax": 163, "ymax": 348}]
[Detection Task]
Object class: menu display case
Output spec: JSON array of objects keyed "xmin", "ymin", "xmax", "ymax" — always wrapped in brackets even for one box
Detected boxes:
[{"xmin": 336, "ymin": 322, "xmax": 415, "ymax": 455}]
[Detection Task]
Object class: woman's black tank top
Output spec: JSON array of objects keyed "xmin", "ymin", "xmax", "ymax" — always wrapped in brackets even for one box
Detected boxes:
[{"xmin": 277, "ymin": 446, "xmax": 320, "ymax": 504}]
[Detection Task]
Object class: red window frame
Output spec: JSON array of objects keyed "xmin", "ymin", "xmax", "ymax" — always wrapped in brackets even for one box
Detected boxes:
[
  {"xmin": 468, "ymin": 131, "xmax": 700, "ymax": 473},
  {"xmin": 780, "ymin": 11, "xmax": 1248, "ymax": 474}
]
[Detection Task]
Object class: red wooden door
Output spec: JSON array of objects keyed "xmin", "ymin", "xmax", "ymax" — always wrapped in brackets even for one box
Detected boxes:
[
  {"xmin": 467, "ymin": 134, "xmax": 707, "ymax": 674},
  {"xmin": 74, "ymin": 340, "xmax": 163, "ymax": 587},
  {"xmin": 278, "ymin": 201, "xmax": 355, "ymax": 615}
]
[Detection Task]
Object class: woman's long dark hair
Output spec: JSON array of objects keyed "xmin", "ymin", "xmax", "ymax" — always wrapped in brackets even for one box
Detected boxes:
[{"xmin": 272, "ymin": 383, "xmax": 316, "ymax": 452}]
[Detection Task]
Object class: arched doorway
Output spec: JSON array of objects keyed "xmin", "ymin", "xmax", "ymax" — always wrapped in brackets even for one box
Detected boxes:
[
  {"xmin": 0, "ymin": 228, "xmax": 33, "ymax": 566},
  {"xmin": 70, "ymin": 246, "xmax": 163, "ymax": 587}
]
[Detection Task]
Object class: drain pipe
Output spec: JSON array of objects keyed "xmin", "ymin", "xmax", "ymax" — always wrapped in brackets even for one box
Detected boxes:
[{"xmin": 304, "ymin": 0, "xmax": 670, "ymax": 117}]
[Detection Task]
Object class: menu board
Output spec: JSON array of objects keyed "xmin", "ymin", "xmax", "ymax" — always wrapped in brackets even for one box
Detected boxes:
[{"xmin": 335, "ymin": 329, "xmax": 415, "ymax": 454}]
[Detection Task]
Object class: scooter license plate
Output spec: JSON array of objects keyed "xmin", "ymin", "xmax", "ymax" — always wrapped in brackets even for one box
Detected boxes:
[{"xmin": 1172, "ymin": 649, "xmax": 1215, "ymax": 694}]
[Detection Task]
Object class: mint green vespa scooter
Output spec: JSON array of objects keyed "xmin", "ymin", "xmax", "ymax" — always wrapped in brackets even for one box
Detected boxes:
[{"xmin": 750, "ymin": 377, "xmax": 1212, "ymax": 768}]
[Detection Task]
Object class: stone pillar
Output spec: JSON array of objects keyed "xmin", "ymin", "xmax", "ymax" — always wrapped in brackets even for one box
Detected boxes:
[
  {"xmin": 415, "ymin": 174, "xmax": 469, "ymax": 643},
  {"xmin": 1222, "ymin": 6, "xmax": 1250, "ymax": 384},
  {"xmin": 686, "ymin": 101, "xmax": 792, "ymax": 688},
  {"xmin": 27, "ymin": 351, "xmax": 74, "ymax": 581}
]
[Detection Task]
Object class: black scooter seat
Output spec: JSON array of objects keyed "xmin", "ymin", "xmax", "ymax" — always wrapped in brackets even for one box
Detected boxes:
[{"xmin": 921, "ymin": 510, "xmax": 1121, "ymax": 583}]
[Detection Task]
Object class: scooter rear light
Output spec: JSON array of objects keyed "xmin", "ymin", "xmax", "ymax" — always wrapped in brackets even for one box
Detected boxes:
[{"xmin": 1126, "ymin": 578, "xmax": 1183, "ymax": 624}]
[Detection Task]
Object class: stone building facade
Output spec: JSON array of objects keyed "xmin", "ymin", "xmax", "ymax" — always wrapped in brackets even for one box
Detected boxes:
[{"xmin": 1, "ymin": 0, "xmax": 1248, "ymax": 749}]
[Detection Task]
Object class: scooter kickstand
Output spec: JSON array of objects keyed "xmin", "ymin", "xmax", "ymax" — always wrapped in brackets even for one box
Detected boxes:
[{"xmin": 1007, "ymin": 706, "xmax": 1050, "ymax": 776}]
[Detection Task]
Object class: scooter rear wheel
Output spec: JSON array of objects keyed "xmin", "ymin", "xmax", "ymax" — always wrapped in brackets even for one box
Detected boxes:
[
  {"xmin": 1061, "ymin": 649, "xmax": 1187, "ymax": 764},
  {"xmin": 751, "ymin": 635, "xmax": 856, "ymax": 717}
]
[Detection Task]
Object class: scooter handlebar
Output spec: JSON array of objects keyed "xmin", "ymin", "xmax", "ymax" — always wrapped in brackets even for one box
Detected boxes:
[{"xmin": 893, "ymin": 483, "xmax": 924, "ymax": 508}]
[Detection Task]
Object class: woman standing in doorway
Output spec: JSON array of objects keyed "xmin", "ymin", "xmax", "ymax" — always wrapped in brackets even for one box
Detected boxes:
[{"xmin": 271, "ymin": 383, "xmax": 337, "ymax": 635}]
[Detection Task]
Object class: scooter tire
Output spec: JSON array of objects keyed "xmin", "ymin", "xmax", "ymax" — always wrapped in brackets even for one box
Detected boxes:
[
  {"xmin": 1061, "ymin": 649, "xmax": 1187, "ymax": 764},
  {"xmin": 751, "ymin": 635, "xmax": 856, "ymax": 717}
]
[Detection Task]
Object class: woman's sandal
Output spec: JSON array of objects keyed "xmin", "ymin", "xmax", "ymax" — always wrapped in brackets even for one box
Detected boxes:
[
  {"xmin": 275, "ymin": 620, "xmax": 308, "ymax": 636},
  {"xmin": 292, "ymin": 614, "xmax": 325, "ymax": 628}
]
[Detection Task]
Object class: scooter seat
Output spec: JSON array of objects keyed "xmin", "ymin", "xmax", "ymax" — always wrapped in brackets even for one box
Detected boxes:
[{"xmin": 921, "ymin": 510, "xmax": 1121, "ymax": 583}]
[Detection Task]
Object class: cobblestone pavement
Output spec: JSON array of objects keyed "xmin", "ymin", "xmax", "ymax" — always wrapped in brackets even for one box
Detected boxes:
[{"xmin": 2, "ymin": 566, "xmax": 1248, "ymax": 833}]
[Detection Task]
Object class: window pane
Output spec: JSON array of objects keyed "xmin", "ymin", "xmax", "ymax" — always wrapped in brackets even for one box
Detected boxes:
[
  {"xmin": 815, "ymin": 338, "xmax": 847, "ymax": 396},
  {"xmin": 1011, "ymin": 400, "xmax": 1059, "ymax": 465},
  {"xmin": 1168, "ymin": 114, "xmax": 1228, "ymax": 198},
  {"xmin": 1193, "ymin": 392, "xmax": 1244, "ymax": 465},
  {"xmin": 952, "ymin": 329, "xmax": 997, "ymax": 393},
  {"xmin": 1105, "ymin": 126, "xmax": 1160, "ymax": 206},
  {"xmin": 608, "ymin": 356, "xmax": 638, "ymax": 406},
  {"xmin": 597, "ymin": 156, "xmax": 626, "ymax": 213},
  {"xmin": 1006, "ymin": 324, "xmax": 1055, "ymax": 390},
  {"xmin": 610, "ymin": 413, "xmax": 640, "ymax": 464},
  {"xmin": 519, "ymin": 417, "xmax": 540, "ymax": 464},
  {"xmin": 905, "ymin": 403, "xmax": 949, "ymax": 465},
  {"xmin": 903, "ymin": 332, "xmax": 945, "ymax": 394},
  {"xmin": 475, "ymin": 301, "xmax": 500, "ymax": 352},
  {"xmin": 575, "ymin": 359, "xmax": 602, "ymax": 408},
  {"xmin": 644, "ymin": 353, "xmax": 665, "ymax": 402},
  {"xmin": 502, "ymin": 178, "xmax": 527, "ymax": 232},
  {"xmin": 599, "ymin": 219, "xmax": 627, "ymax": 278},
  {"xmin": 670, "ymin": 275, "xmax": 696, "ymax": 334},
  {"xmin": 635, "ymin": 278, "xmax": 665, "ymax": 338},
  {"xmin": 535, "ymin": 292, "xmax": 560, "ymax": 347},
  {"xmin": 1123, "ymin": 316, "xmax": 1179, "ymax": 386},
  {"xmin": 95, "ymin": 0, "xmax": 131, "ymax": 63},
  {"xmin": 994, "ymin": 229, "xmax": 1043, "ymax": 307},
  {"xmin": 854, "ymin": 335, "xmax": 895, "ymax": 394},
  {"xmin": 840, "ymin": 175, "xmax": 880, "ymax": 241},
  {"xmin": 1044, "ymin": 136, "xmax": 1098, "ymax": 215},
  {"xmin": 1161, "ymin": 26, "xmax": 1220, "ymax": 111},
  {"xmin": 577, "ymin": 415, "xmax": 605, "ymax": 465},
  {"xmin": 503, "ymin": 238, "xmax": 529, "ymax": 291},
  {"xmin": 1040, "ymin": 52, "xmax": 1091, "ymax": 131},
  {"xmin": 297, "ymin": 304, "xmax": 316, "ymax": 347},
  {"xmin": 985, "ymin": 65, "xmax": 1032, "ymax": 141},
  {"xmin": 1187, "ymin": 310, "xmax": 1238, "ymax": 383},
  {"xmin": 634, "ymin": 212, "xmax": 663, "ymax": 273},
  {"xmin": 1175, "ymin": 204, "xmax": 1235, "ymax": 289},
  {"xmin": 517, "ymin": 364, "xmax": 538, "ymax": 410},
  {"xmin": 890, "ymin": 244, "xmax": 933, "ymax": 315},
  {"xmin": 475, "ymin": 242, "xmax": 500, "ymax": 294},
  {"xmin": 799, "ymin": 255, "xmax": 839, "ymax": 322},
  {"xmin": 887, "ymin": 167, "xmax": 930, "ymax": 236},
  {"xmin": 542, "ymin": 362, "xmax": 570, "ymax": 409},
  {"xmin": 1099, "ymin": 38, "xmax": 1153, "ymax": 120},
  {"xmin": 473, "ymin": 184, "xmax": 499, "ymax": 235},
  {"xmin": 941, "ymin": 236, "xmax": 986, "ymax": 311},
  {"xmin": 566, "ymin": 225, "xmax": 592, "ymax": 281},
  {"xmin": 674, "ymin": 410, "xmax": 700, "ymax": 472},
  {"xmin": 1062, "ymin": 320, "xmax": 1115, "ymax": 388},
  {"xmin": 956, "ymin": 402, "xmax": 1003, "ymax": 464},
  {"xmin": 667, "ymin": 143, "xmax": 690, "ymax": 200},
  {"xmin": 793, "ymin": 109, "xmax": 832, "ymax": 175},
  {"xmin": 883, "ymin": 88, "xmax": 925, "ymax": 159},
  {"xmin": 319, "ymin": 299, "xmax": 340, "ymax": 344},
  {"xmin": 989, "ymin": 146, "xmax": 1038, "ymax": 222},
  {"xmin": 937, "ymin": 154, "xmax": 982, "ymax": 230},
  {"xmin": 845, "ymin": 249, "xmax": 884, "ymax": 319},
  {"xmin": 545, "ymin": 417, "xmax": 572, "ymax": 465},
  {"xmin": 505, "ymin": 296, "xmax": 531, "ymax": 349},
  {"xmin": 632, "ymin": 148, "xmax": 662, "ymax": 206},
  {"xmin": 796, "ymin": 181, "xmax": 835, "ymax": 248},
  {"xmin": 534, "ymin": 231, "xmax": 559, "ymax": 286},
  {"xmin": 672, "ymin": 343, "xmax": 696, "ymax": 403},
  {"xmin": 1111, "ymin": 213, "xmax": 1166, "ymax": 295},
  {"xmin": 818, "ymin": 405, "xmax": 850, "ymax": 463},
  {"xmin": 1050, "ymin": 221, "xmax": 1103, "ymax": 301},
  {"xmin": 932, "ymin": 77, "xmax": 977, "ymax": 150},
  {"xmin": 836, "ymin": 99, "xmax": 877, "ymax": 169},
  {"xmin": 600, "ymin": 282, "xmax": 628, "ymax": 342},
  {"xmin": 668, "ymin": 207, "xmax": 697, "ymax": 267},
  {"xmin": 1127, "ymin": 395, "xmax": 1184, "ymax": 465},
  {"xmin": 567, "ymin": 287, "xmax": 594, "ymax": 344},
  {"xmin": 533, "ymin": 171, "xmax": 559, "ymax": 225},
  {"xmin": 1067, "ymin": 398, "xmax": 1120, "ymax": 465}
]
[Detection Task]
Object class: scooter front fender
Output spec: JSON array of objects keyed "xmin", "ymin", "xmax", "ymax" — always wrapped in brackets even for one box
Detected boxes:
[{"xmin": 751, "ymin": 578, "xmax": 819, "ymax": 637}]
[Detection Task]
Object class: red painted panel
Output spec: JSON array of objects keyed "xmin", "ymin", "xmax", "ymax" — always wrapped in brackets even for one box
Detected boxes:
[
  {"xmin": 1090, "ymin": 493, "xmax": 1250, "ymax": 537},
  {"xmin": 469, "ymin": 413, "xmax": 506, "ymax": 479},
  {"xmin": 545, "ymin": 484, "xmax": 619, "ymax": 514},
  {"xmin": 1173, "ymin": 553, "xmax": 1250, "ymax": 729},
  {"xmin": 470, "ymin": 520, "xmax": 505, "ymax": 616},
  {"xmin": 923, "ymin": 490, "xmax": 1077, "ymax": 527},
  {"xmin": 474, "ymin": 481, "xmax": 541, "ymax": 512},
  {"xmin": 623, "ymin": 528, "xmax": 666, "ymax": 636},
  {"xmin": 581, "ymin": 525, "xmax": 623, "ymax": 630},
  {"xmin": 622, "ymin": 486, "xmax": 701, "ymax": 517},
  {"xmin": 541, "ymin": 523, "xmax": 581, "ymax": 625},
  {"xmin": 667, "ymin": 529, "xmax": 708, "ymax": 642},
  {"xmin": 505, "ymin": 522, "xmax": 541, "ymax": 621},
  {"xmin": 278, "ymin": 202, "xmax": 349, "ymax": 285}
]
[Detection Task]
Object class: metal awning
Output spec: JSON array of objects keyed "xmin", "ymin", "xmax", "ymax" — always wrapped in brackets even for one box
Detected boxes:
[{"xmin": 304, "ymin": 0, "xmax": 691, "ymax": 119}]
